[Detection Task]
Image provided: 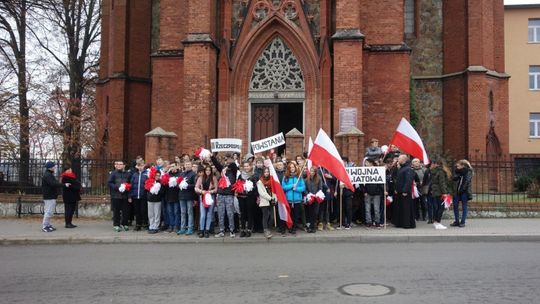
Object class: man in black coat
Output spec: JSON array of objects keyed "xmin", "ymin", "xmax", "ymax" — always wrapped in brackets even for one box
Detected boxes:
[
  {"xmin": 107, "ymin": 160, "xmax": 131, "ymax": 232},
  {"xmin": 392, "ymin": 154, "xmax": 416, "ymax": 229},
  {"xmin": 42, "ymin": 161, "xmax": 65, "ymax": 232}
]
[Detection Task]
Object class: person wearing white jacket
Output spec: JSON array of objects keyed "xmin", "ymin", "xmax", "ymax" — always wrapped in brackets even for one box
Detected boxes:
[{"xmin": 257, "ymin": 167, "xmax": 276, "ymax": 239}]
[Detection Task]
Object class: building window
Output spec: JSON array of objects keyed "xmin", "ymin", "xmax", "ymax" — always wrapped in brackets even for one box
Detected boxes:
[
  {"xmin": 529, "ymin": 19, "xmax": 540, "ymax": 43},
  {"xmin": 531, "ymin": 113, "xmax": 540, "ymax": 138},
  {"xmin": 404, "ymin": 0, "xmax": 415, "ymax": 34},
  {"xmin": 530, "ymin": 66, "xmax": 540, "ymax": 90}
]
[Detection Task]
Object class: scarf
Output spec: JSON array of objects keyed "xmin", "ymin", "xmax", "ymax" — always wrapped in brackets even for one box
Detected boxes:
[{"xmin": 61, "ymin": 171, "xmax": 77, "ymax": 179}]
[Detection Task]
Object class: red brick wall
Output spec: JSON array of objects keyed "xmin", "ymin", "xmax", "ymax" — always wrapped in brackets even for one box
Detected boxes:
[
  {"xmin": 333, "ymin": 40, "xmax": 363, "ymax": 136},
  {"xmin": 336, "ymin": 0, "xmax": 360, "ymax": 29},
  {"xmin": 126, "ymin": 82, "xmax": 151, "ymax": 158},
  {"xmin": 159, "ymin": 0, "xmax": 187, "ymax": 50},
  {"xmin": 359, "ymin": 0, "xmax": 404, "ymax": 45},
  {"xmin": 151, "ymin": 57, "xmax": 184, "ymax": 143},
  {"xmin": 96, "ymin": 0, "xmax": 152, "ymax": 160},
  {"xmin": 182, "ymin": 44, "xmax": 217, "ymax": 154},
  {"xmin": 443, "ymin": 76, "xmax": 467, "ymax": 158},
  {"xmin": 363, "ymin": 52, "xmax": 410, "ymax": 146},
  {"xmin": 443, "ymin": 0, "xmax": 467, "ymax": 73}
]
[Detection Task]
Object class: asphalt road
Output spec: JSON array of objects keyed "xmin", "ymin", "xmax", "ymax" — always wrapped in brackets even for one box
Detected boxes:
[{"xmin": 1, "ymin": 242, "xmax": 539, "ymax": 304}]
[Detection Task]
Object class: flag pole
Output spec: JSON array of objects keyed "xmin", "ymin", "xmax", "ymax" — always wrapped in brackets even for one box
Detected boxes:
[
  {"xmin": 273, "ymin": 204, "xmax": 277, "ymax": 228},
  {"xmin": 294, "ymin": 161, "xmax": 307, "ymax": 188},
  {"xmin": 339, "ymin": 185, "xmax": 343, "ymax": 229},
  {"xmin": 384, "ymin": 182, "xmax": 387, "ymax": 230}
]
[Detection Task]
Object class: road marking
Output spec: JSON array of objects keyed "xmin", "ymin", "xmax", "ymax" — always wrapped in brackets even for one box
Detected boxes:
[{"xmin": 278, "ymin": 275, "xmax": 289, "ymax": 278}]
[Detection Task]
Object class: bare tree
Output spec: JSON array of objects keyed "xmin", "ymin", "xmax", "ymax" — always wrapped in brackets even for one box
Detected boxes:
[
  {"xmin": 29, "ymin": 0, "xmax": 101, "ymax": 172},
  {"xmin": 0, "ymin": 0, "xmax": 40, "ymax": 184}
]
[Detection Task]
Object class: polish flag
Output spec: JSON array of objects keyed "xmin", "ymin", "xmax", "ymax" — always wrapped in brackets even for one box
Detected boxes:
[
  {"xmin": 307, "ymin": 137, "xmax": 314, "ymax": 171},
  {"xmin": 389, "ymin": 118, "xmax": 430, "ymax": 165},
  {"xmin": 263, "ymin": 159, "xmax": 293, "ymax": 229},
  {"xmin": 308, "ymin": 129, "xmax": 354, "ymax": 191}
]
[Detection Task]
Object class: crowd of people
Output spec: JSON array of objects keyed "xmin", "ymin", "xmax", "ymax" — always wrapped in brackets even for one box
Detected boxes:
[{"xmin": 40, "ymin": 139, "xmax": 474, "ymax": 237}]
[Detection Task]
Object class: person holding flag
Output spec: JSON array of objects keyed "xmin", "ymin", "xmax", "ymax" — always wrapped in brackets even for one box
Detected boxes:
[
  {"xmin": 256, "ymin": 167, "xmax": 277, "ymax": 239},
  {"xmin": 282, "ymin": 162, "xmax": 306, "ymax": 235},
  {"xmin": 304, "ymin": 166, "xmax": 325, "ymax": 233},
  {"xmin": 263, "ymin": 159, "xmax": 293, "ymax": 235}
]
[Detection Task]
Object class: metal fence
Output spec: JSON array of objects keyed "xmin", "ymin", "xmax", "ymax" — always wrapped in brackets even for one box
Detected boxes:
[
  {"xmin": 0, "ymin": 158, "xmax": 113, "ymax": 195},
  {"xmin": 0, "ymin": 155, "xmax": 539, "ymax": 203},
  {"xmin": 468, "ymin": 154, "xmax": 540, "ymax": 203}
]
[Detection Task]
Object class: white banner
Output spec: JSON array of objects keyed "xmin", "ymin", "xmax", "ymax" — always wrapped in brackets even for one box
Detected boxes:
[
  {"xmin": 210, "ymin": 138, "xmax": 242, "ymax": 153},
  {"xmin": 346, "ymin": 166, "xmax": 386, "ymax": 185},
  {"xmin": 251, "ymin": 132, "xmax": 285, "ymax": 154}
]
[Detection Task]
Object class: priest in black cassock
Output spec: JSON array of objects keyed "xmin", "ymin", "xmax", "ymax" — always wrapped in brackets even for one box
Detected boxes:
[{"xmin": 392, "ymin": 154, "xmax": 416, "ymax": 229}]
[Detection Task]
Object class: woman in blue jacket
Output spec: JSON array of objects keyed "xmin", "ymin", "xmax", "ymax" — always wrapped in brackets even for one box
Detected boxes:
[{"xmin": 282, "ymin": 162, "xmax": 305, "ymax": 235}]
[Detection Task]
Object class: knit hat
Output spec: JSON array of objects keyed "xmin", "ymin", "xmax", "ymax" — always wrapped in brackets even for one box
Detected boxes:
[
  {"xmin": 45, "ymin": 161, "xmax": 56, "ymax": 169},
  {"xmin": 244, "ymin": 153, "xmax": 254, "ymax": 162}
]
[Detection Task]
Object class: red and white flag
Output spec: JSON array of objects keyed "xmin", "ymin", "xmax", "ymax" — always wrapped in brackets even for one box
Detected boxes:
[
  {"xmin": 308, "ymin": 129, "xmax": 354, "ymax": 191},
  {"xmin": 389, "ymin": 118, "xmax": 430, "ymax": 165},
  {"xmin": 263, "ymin": 159, "xmax": 293, "ymax": 229},
  {"xmin": 306, "ymin": 137, "xmax": 314, "ymax": 171}
]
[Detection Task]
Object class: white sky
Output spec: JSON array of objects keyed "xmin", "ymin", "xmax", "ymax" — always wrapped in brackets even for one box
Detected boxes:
[{"xmin": 504, "ymin": 0, "xmax": 540, "ymax": 4}]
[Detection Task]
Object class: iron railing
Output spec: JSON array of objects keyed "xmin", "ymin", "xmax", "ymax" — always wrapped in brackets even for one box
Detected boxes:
[
  {"xmin": 0, "ymin": 158, "xmax": 114, "ymax": 195},
  {"xmin": 0, "ymin": 155, "xmax": 539, "ymax": 203}
]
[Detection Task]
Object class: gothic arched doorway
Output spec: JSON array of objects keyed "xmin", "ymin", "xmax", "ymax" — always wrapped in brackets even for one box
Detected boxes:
[{"xmin": 248, "ymin": 37, "xmax": 305, "ymax": 154}]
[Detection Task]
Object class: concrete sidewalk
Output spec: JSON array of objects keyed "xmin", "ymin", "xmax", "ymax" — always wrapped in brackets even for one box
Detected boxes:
[{"xmin": 1, "ymin": 217, "xmax": 540, "ymax": 245}]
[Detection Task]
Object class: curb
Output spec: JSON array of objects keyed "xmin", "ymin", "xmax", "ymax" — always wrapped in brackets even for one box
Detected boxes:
[{"xmin": 3, "ymin": 234, "xmax": 540, "ymax": 246}]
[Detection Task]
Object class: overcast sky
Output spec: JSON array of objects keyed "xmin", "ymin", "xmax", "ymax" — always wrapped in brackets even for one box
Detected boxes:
[{"xmin": 504, "ymin": 0, "xmax": 540, "ymax": 4}]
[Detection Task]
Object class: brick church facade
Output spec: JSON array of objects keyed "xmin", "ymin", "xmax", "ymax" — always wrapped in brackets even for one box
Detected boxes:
[{"xmin": 96, "ymin": 0, "xmax": 509, "ymax": 163}]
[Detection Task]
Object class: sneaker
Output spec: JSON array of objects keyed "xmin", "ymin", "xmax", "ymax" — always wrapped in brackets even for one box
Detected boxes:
[
  {"xmin": 178, "ymin": 229, "xmax": 186, "ymax": 235},
  {"xmin": 65, "ymin": 224, "xmax": 77, "ymax": 228},
  {"xmin": 450, "ymin": 221, "xmax": 460, "ymax": 227},
  {"xmin": 48, "ymin": 226, "xmax": 56, "ymax": 231},
  {"xmin": 246, "ymin": 230, "xmax": 252, "ymax": 238},
  {"xmin": 168, "ymin": 227, "xmax": 174, "ymax": 233},
  {"xmin": 459, "ymin": 223, "xmax": 466, "ymax": 228},
  {"xmin": 427, "ymin": 220, "xmax": 433, "ymax": 224},
  {"xmin": 148, "ymin": 229, "xmax": 158, "ymax": 234},
  {"xmin": 318, "ymin": 223, "xmax": 324, "ymax": 231},
  {"xmin": 230, "ymin": 232, "xmax": 235, "ymax": 238},
  {"xmin": 345, "ymin": 225, "xmax": 351, "ymax": 230},
  {"xmin": 326, "ymin": 224, "xmax": 335, "ymax": 231},
  {"xmin": 215, "ymin": 231, "xmax": 225, "ymax": 238},
  {"xmin": 240, "ymin": 230, "xmax": 246, "ymax": 238},
  {"xmin": 123, "ymin": 225, "xmax": 129, "ymax": 231},
  {"xmin": 264, "ymin": 230, "xmax": 273, "ymax": 239},
  {"xmin": 185, "ymin": 228, "xmax": 193, "ymax": 235},
  {"xmin": 42, "ymin": 226, "xmax": 52, "ymax": 232},
  {"xmin": 204, "ymin": 231, "xmax": 210, "ymax": 238},
  {"xmin": 435, "ymin": 223, "xmax": 447, "ymax": 230},
  {"xmin": 198, "ymin": 231, "xmax": 204, "ymax": 238},
  {"xmin": 113, "ymin": 226, "xmax": 122, "ymax": 232}
]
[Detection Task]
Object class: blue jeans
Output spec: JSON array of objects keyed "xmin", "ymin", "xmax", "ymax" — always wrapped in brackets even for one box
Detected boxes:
[
  {"xmin": 167, "ymin": 201, "xmax": 180, "ymax": 228},
  {"xmin": 161, "ymin": 199, "xmax": 169, "ymax": 226},
  {"xmin": 179, "ymin": 200, "xmax": 194, "ymax": 230},
  {"xmin": 427, "ymin": 195, "xmax": 436, "ymax": 221},
  {"xmin": 453, "ymin": 192, "xmax": 469, "ymax": 224},
  {"xmin": 199, "ymin": 198, "xmax": 214, "ymax": 231}
]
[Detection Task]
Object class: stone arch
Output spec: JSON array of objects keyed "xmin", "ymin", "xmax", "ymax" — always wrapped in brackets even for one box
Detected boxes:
[{"xmin": 227, "ymin": 15, "xmax": 320, "ymax": 152}]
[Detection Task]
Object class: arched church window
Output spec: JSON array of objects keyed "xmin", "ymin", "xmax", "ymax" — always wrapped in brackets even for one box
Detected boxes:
[
  {"xmin": 250, "ymin": 37, "xmax": 305, "ymax": 92},
  {"xmin": 404, "ymin": 0, "xmax": 415, "ymax": 34}
]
